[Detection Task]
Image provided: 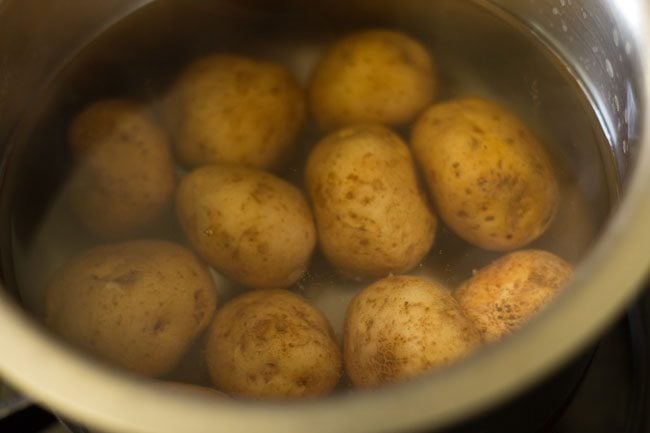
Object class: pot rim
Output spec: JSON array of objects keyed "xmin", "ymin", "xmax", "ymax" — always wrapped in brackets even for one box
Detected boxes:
[{"xmin": 1, "ymin": 2, "xmax": 649, "ymax": 433}]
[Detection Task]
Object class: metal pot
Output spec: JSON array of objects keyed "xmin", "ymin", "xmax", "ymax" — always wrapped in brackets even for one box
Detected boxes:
[{"xmin": 0, "ymin": 1, "xmax": 648, "ymax": 432}]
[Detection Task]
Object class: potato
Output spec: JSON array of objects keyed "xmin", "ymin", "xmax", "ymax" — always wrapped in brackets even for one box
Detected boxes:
[
  {"xmin": 309, "ymin": 29, "xmax": 436, "ymax": 131},
  {"xmin": 344, "ymin": 275, "xmax": 482, "ymax": 388},
  {"xmin": 176, "ymin": 164, "xmax": 316, "ymax": 290},
  {"xmin": 411, "ymin": 97, "xmax": 559, "ymax": 251},
  {"xmin": 163, "ymin": 54, "xmax": 305, "ymax": 170},
  {"xmin": 305, "ymin": 124, "xmax": 437, "ymax": 280},
  {"xmin": 205, "ymin": 289, "xmax": 341, "ymax": 399},
  {"xmin": 455, "ymin": 249, "xmax": 573, "ymax": 342},
  {"xmin": 67, "ymin": 99, "xmax": 176, "ymax": 238},
  {"xmin": 44, "ymin": 240, "xmax": 217, "ymax": 377}
]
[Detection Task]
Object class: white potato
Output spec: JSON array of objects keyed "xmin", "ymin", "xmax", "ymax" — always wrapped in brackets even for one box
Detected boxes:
[
  {"xmin": 411, "ymin": 98, "xmax": 559, "ymax": 251},
  {"xmin": 45, "ymin": 240, "xmax": 217, "ymax": 377},
  {"xmin": 310, "ymin": 29, "xmax": 436, "ymax": 131},
  {"xmin": 205, "ymin": 290, "xmax": 342, "ymax": 398},
  {"xmin": 68, "ymin": 99, "xmax": 176, "ymax": 238},
  {"xmin": 163, "ymin": 54, "xmax": 305, "ymax": 170},
  {"xmin": 455, "ymin": 249, "xmax": 574, "ymax": 342},
  {"xmin": 344, "ymin": 275, "xmax": 482, "ymax": 388},
  {"xmin": 306, "ymin": 124, "xmax": 437, "ymax": 280},
  {"xmin": 176, "ymin": 164, "xmax": 316, "ymax": 289}
]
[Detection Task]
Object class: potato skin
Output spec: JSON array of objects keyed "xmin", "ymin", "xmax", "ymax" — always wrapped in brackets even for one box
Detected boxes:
[
  {"xmin": 176, "ymin": 164, "xmax": 316, "ymax": 290},
  {"xmin": 163, "ymin": 54, "xmax": 305, "ymax": 170},
  {"xmin": 306, "ymin": 124, "xmax": 437, "ymax": 280},
  {"xmin": 411, "ymin": 98, "xmax": 559, "ymax": 251},
  {"xmin": 454, "ymin": 249, "xmax": 573, "ymax": 342},
  {"xmin": 68, "ymin": 99, "xmax": 176, "ymax": 238},
  {"xmin": 344, "ymin": 275, "xmax": 482, "ymax": 388},
  {"xmin": 205, "ymin": 289, "xmax": 342, "ymax": 399},
  {"xmin": 44, "ymin": 240, "xmax": 217, "ymax": 377},
  {"xmin": 310, "ymin": 29, "xmax": 436, "ymax": 131}
]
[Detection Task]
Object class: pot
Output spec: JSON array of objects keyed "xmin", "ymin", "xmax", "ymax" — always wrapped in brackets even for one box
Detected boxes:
[{"xmin": 0, "ymin": 1, "xmax": 649, "ymax": 432}]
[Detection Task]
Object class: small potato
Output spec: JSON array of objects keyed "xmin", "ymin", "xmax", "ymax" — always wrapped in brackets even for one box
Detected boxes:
[
  {"xmin": 163, "ymin": 54, "xmax": 305, "ymax": 170},
  {"xmin": 205, "ymin": 289, "xmax": 341, "ymax": 399},
  {"xmin": 44, "ymin": 240, "xmax": 217, "ymax": 377},
  {"xmin": 344, "ymin": 275, "xmax": 482, "ymax": 388},
  {"xmin": 411, "ymin": 98, "xmax": 559, "ymax": 251},
  {"xmin": 309, "ymin": 29, "xmax": 436, "ymax": 131},
  {"xmin": 176, "ymin": 164, "xmax": 316, "ymax": 290},
  {"xmin": 67, "ymin": 99, "xmax": 176, "ymax": 238},
  {"xmin": 455, "ymin": 249, "xmax": 573, "ymax": 342},
  {"xmin": 306, "ymin": 124, "xmax": 437, "ymax": 280}
]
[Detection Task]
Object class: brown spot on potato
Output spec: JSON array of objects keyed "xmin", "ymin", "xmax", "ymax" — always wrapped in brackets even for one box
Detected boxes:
[
  {"xmin": 153, "ymin": 318, "xmax": 169, "ymax": 334},
  {"xmin": 113, "ymin": 270, "xmax": 140, "ymax": 286},
  {"xmin": 250, "ymin": 182, "xmax": 275, "ymax": 204},
  {"xmin": 256, "ymin": 242, "xmax": 270, "ymax": 254},
  {"xmin": 371, "ymin": 179, "xmax": 385, "ymax": 191}
]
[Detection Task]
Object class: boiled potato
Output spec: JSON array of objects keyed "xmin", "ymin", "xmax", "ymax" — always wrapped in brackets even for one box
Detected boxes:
[
  {"xmin": 163, "ymin": 54, "xmax": 305, "ymax": 170},
  {"xmin": 305, "ymin": 124, "xmax": 437, "ymax": 280},
  {"xmin": 205, "ymin": 289, "xmax": 341, "ymax": 399},
  {"xmin": 309, "ymin": 29, "xmax": 436, "ymax": 131},
  {"xmin": 176, "ymin": 164, "xmax": 316, "ymax": 290},
  {"xmin": 344, "ymin": 275, "xmax": 482, "ymax": 388},
  {"xmin": 411, "ymin": 97, "xmax": 559, "ymax": 251},
  {"xmin": 67, "ymin": 99, "xmax": 176, "ymax": 238},
  {"xmin": 44, "ymin": 240, "xmax": 217, "ymax": 377},
  {"xmin": 455, "ymin": 249, "xmax": 573, "ymax": 342}
]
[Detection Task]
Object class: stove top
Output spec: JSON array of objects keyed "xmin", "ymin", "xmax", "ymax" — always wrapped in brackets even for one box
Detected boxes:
[
  {"xmin": 449, "ymin": 300, "xmax": 648, "ymax": 433},
  {"xmin": 551, "ymin": 303, "xmax": 647, "ymax": 433},
  {"xmin": 2, "ymin": 292, "xmax": 649, "ymax": 433}
]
